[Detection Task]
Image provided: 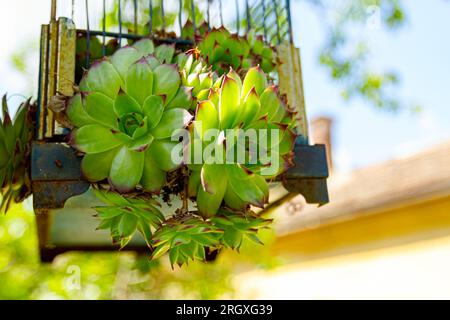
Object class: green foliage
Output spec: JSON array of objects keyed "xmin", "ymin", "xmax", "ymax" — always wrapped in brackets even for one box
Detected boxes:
[
  {"xmin": 211, "ymin": 209, "xmax": 273, "ymax": 251},
  {"xmin": 177, "ymin": 49, "xmax": 216, "ymax": 109},
  {"xmin": 188, "ymin": 67, "xmax": 296, "ymax": 217},
  {"xmin": 0, "ymin": 95, "xmax": 34, "ymax": 213},
  {"xmin": 184, "ymin": 23, "xmax": 279, "ymax": 75},
  {"xmin": 93, "ymin": 189, "xmax": 164, "ymax": 249},
  {"xmin": 308, "ymin": 0, "xmax": 410, "ymax": 111},
  {"xmin": 68, "ymin": 39, "xmax": 193, "ymax": 193},
  {"xmin": 152, "ymin": 215, "xmax": 223, "ymax": 268}
]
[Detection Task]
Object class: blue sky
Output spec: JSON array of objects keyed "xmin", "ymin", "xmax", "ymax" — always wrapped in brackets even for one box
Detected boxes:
[
  {"xmin": 0, "ymin": 0, "xmax": 449, "ymax": 172},
  {"xmin": 292, "ymin": 0, "xmax": 450, "ymax": 171}
]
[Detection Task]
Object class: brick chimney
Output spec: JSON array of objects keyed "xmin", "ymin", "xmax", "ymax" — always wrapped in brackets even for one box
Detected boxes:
[{"xmin": 310, "ymin": 117, "xmax": 333, "ymax": 173}]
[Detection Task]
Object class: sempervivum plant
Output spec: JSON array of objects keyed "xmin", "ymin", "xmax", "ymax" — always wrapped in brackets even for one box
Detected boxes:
[
  {"xmin": 67, "ymin": 39, "xmax": 193, "ymax": 193},
  {"xmin": 187, "ymin": 66, "xmax": 296, "ymax": 217},
  {"xmin": 177, "ymin": 49, "xmax": 216, "ymax": 108},
  {"xmin": 188, "ymin": 24, "xmax": 278, "ymax": 75},
  {"xmin": 0, "ymin": 95, "xmax": 34, "ymax": 213},
  {"xmin": 151, "ymin": 215, "xmax": 223, "ymax": 268}
]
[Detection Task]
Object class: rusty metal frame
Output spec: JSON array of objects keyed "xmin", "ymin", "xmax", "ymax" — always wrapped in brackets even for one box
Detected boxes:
[{"xmin": 277, "ymin": 43, "xmax": 329, "ymax": 205}]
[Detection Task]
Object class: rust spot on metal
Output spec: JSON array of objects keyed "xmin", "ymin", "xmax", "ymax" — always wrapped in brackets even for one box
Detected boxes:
[{"xmin": 54, "ymin": 159, "xmax": 63, "ymax": 168}]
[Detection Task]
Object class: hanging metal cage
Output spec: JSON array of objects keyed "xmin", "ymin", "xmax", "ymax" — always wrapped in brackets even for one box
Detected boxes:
[{"xmin": 32, "ymin": 0, "xmax": 329, "ymax": 261}]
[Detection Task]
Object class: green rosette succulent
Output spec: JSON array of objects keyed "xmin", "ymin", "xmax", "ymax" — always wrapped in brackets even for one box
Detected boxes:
[
  {"xmin": 0, "ymin": 95, "xmax": 34, "ymax": 213},
  {"xmin": 187, "ymin": 66, "xmax": 296, "ymax": 217},
  {"xmin": 67, "ymin": 39, "xmax": 193, "ymax": 193},
  {"xmin": 197, "ymin": 27, "xmax": 250, "ymax": 75},
  {"xmin": 211, "ymin": 209, "xmax": 273, "ymax": 251},
  {"xmin": 177, "ymin": 49, "xmax": 216, "ymax": 108},
  {"xmin": 151, "ymin": 215, "xmax": 223, "ymax": 267},
  {"xmin": 192, "ymin": 25, "xmax": 278, "ymax": 75}
]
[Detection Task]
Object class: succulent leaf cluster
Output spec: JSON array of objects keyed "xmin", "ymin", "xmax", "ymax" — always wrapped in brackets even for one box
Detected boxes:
[
  {"xmin": 188, "ymin": 66, "xmax": 296, "ymax": 218},
  {"xmin": 211, "ymin": 209, "xmax": 273, "ymax": 251},
  {"xmin": 177, "ymin": 49, "xmax": 217, "ymax": 109},
  {"xmin": 68, "ymin": 39, "xmax": 193, "ymax": 193},
  {"xmin": 182, "ymin": 21, "xmax": 278, "ymax": 75},
  {"xmin": 93, "ymin": 189, "xmax": 164, "ymax": 248},
  {"xmin": 151, "ymin": 215, "xmax": 223, "ymax": 268},
  {"xmin": 0, "ymin": 95, "xmax": 34, "ymax": 213}
]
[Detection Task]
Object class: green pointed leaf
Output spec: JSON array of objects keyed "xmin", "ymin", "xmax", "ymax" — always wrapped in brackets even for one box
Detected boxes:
[
  {"xmin": 219, "ymin": 75, "xmax": 240, "ymax": 129},
  {"xmin": 128, "ymin": 131, "xmax": 154, "ymax": 151},
  {"xmin": 144, "ymin": 55, "xmax": 161, "ymax": 70},
  {"xmin": 223, "ymin": 185, "xmax": 248, "ymax": 211},
  {"xmin": 194, "ymin": 100, "xmax": 219, "ymax": 139},
  {"xmin": 125, "ymin": 59, "xmax": 154, "ymax": 105},
  {"xmin": 140, "ymin": 153, "xmax": 167, "ymax": 193},
  {"xmin": 66, "ymin": 94, "xmax": 96, "ymax": 127},
  {"xmin": 148, "ymin": 140, "xmax": 181, "ymax": 171},
  {"xmin": 260, "ymin": 86, "xmax": 282, "ymax": 121},
  {"xmin": 252, "ymin": 174, "xmax": 269, "ymax": 203},
  {"xmin": 119, "ymin": 213, "xmax": 138, "ymax": 238},
  {"xmin": 142, "ymin": 95, "xmax": 164, "ymax": 128},
  {"xmin": 188, "ymin": 170, "xmax": 201, "ymax": 198},
  {"xmin": 227, "ymin": 69, "xmax": 242, "ymax": 92},
  {"xmin": 242, "ymin": 66, "xmax": 268, "ymax": 98},
  {"xmin": 226, "ymin": 164, "xmax": 265, "ymax": 208},
  {"xmin": 197, "ymin": 168, "xmax": 227, "ymax": 217},
  {"xmin": 153, "ymin": 64, "xmax": 181, "ymax": 103},
  {"xmin": 151, "ymin": 108, "xmax": 192, "ymax": 139},
  {"xmin": 84, "ymin": 92, "xmax": 117, "ymax": 129},
  {"xmin": 133, "ymin": 39, "xmax": 155, "ymax": 56},
  {"xmin": 113, "ymin": 90, "xmax": 142, "ymax": 116},
  {"xmin": 151, "ymin": 242, "xmax": 171, "ymax": 260},
  {"xmin": 73, "ymin": 124, "xmax": 130, "ymax": 153},
  {"xmin": 169, "ymin": 247, "xmax": 179, "ymax": 268},
  {"xmin": 85, "ymin": 60, "xmax": 122, "ymax": 99},
  {"xmin": 94, "ymin": 206, "xmax": 124, "ymax": 219},
  {"xmin": 200, "ymin": 164, "xmax": 225, "ymax": 194},
  {"xmin": 155, "ymin": 44, "xmax": 175, "ymax": 63},
  {"xmin": 240, "ymin": 87, "xmax": 261, "ymax": 127},
  {"xmin": 93, "ymin": 189, "xmax": 131, "ymax": 206},
  {"xmin": 81, "ymin": 147, "xmax": 119, "ymax": 181},
  {"xmin": 137, "ymin": 220, "xmax": 153, "ymax": 248},
  {"xmin": 110, "ymin": 146, "xmax": 145, "ymax": 192},
  {"xmin": 110, "ymin": 46, "xmax": 141, "ymax": 81},
  {"xmin": 166, "ymin": 86, "xmax": 192, "ymax": 109},
  {"xmin": 223, "ymin": 228, "xmax": 242, "ymax": 249}
]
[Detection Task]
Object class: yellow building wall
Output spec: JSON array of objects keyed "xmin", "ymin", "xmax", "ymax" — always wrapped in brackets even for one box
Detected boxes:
[{"xmin": 234, "ymin": 195, "xmax": 450, "ymax": 299}]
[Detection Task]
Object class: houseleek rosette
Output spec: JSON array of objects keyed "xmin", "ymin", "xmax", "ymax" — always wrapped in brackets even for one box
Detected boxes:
[
  {"xmin": 67, "ymin": 39, "xmax": 193, "ymax": 193},
  {"xmin": 195, "ymin": 26, "xmax": 278, "ymax": 74},
  {"xmin": 187, "ymin": 66, "xmax": 296, "ymax": 217},
  {"xmin": 0, "ymin": 95, "xmax": 33, "ymax": 213},
  {"xmin": 177, "ymin": 49, "xmax": 216, "ymax": 108}
]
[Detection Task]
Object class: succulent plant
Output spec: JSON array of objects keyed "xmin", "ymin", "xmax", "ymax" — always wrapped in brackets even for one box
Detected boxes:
[
  {"xmin": 177, "ymin": 48, "xmax": 216, "ymax": 109},
  {"xmin": 93, "ymin": 189, "xmax": 164, "ymax": 248},
  {"xmin": 151, "ymin": 215, "xmax": 223, "ymax": 267},
  {"xmin": 211, "ymin": 209, "xmax": 273, "ymax": 251},
  {"xmin": 67, "ymin": 39, "xmax": 193, "ymax": 193},
  {"xmin": 187, "ymin": 66, "xmax": 296, "ymax": 217},
  {"xmin": 75, "ymin": 34, "xmax": 120, "ymax": 83},
  {"xmin": 246, "ymin": 29, "xmax": 278, "ymax": 74},
  {"xmin": 183, "ymin": 22, "xmax": 278, "ymax": 75},
  {"xmin": 0, "ymin": 95, "xmax": 34, "ymax": 213}
]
